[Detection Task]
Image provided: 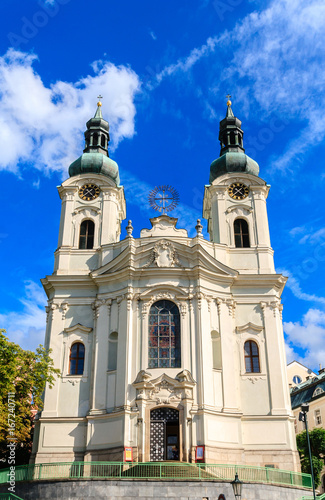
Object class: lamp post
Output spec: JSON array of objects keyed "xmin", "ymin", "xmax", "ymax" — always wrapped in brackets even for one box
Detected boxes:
[
  {"xmin": 231, "ymin": 472, "xmax": 243, "ymax": 500},
  {"xmin": 299, "ymin": 403, "xmax": 316, "ymax": 500}
]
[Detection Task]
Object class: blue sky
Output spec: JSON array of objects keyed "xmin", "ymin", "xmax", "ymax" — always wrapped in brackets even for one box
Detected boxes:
[{"xmin": 0, "ymin": 0, "xmax": 325, "ymax": 370}]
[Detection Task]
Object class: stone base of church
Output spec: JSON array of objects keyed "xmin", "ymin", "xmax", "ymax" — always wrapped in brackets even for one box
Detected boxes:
[
  {"xmin": 198, "ymin": 445, "xmax": 301, "ymax": 471},
  {"xmin": 3, "ymin": 479, "xmax": 312, "ymax": 500}
]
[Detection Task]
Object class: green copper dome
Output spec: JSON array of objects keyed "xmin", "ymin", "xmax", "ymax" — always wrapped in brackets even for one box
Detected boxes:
[
  {"xmin": 68, "ymin": 101, "xmax": 120, "ymax": 185},
  {"xmin": 69, "ymin": 153, "xmax": 120, "ymax": 185},
  {"xmin": 209, "ymin": 152, "xmax": 259, "ymax": 183},
  {"xmin": 209, "ymin": 102, "xmax": 260, "ymax": 183}
]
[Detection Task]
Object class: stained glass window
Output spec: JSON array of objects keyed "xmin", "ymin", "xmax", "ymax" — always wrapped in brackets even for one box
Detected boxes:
[{"xmin": 148, "ymin": 300, "xmax": 180, "ymax": 368}]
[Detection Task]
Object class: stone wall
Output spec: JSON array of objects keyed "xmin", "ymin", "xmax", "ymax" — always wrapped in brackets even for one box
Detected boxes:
[{"xmin": 1, "ymin": 479, "xmax": 311, "ymax": 500}]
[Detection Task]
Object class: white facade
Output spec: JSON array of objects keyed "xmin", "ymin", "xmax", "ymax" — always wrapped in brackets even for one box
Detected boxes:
[{"xmin": 32, "ymin": 106, "xmax": 300, "ymax": 471}]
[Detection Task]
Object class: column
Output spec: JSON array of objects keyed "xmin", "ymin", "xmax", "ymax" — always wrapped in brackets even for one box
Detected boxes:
[
  {"xmin": 252, "ymin": 188, "xmax": 271, "ymax": 247},
  {"xmin": 89, "ymin": 299, "xmax": 110, "ymax": 414},
  {"xmin": 101, "ymin": 189, "xmax": 119, "ymax": 245},
  {"xmin": 58, "ymin": 189, "xmax": 76, "ymax": 247},
  {"xmin": 217, "ymin": 298, "xmax": 240, "ymax": 412},
  {"xmin": 211, "ymin": 188, "xmax": 228, "ymax": 245},
  {"xmin": 42, "ymin": 302, "xmax": 62, "ymax": 417},
  {"xmin": 261, "ymin": 301, "xmax": 290, "ymax": 415}
]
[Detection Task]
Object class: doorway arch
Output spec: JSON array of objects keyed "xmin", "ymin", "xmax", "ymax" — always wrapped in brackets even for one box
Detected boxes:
[{"xmin": 150, "ymin": 407, "xmax": 179, "ymax": 461}]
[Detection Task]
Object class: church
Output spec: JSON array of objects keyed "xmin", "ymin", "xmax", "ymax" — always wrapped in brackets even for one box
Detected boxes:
[{"xmin": 31, "ymin": 98, "xmax": 300, "ymax": 471}]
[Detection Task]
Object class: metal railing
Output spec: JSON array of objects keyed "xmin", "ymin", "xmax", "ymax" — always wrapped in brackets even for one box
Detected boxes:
[
  {"xmin": 0, "ymin": 494, "xmax": 24, "ymax": 499},
  {"xmin": 301, "ymin": 494, "xmax": 325, "ymax": 500},
  {"xmin": 0, "ymin": 461, "xmax": 312, "ymax": 489}
]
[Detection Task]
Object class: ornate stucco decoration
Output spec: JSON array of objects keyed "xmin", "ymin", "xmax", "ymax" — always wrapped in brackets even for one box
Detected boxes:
[
  {"xmin": 133, "ymin": 370, "xmax": 196, "ymax": 404},
  {"xmin": 236, "ymin": 322, "xmax": 263, "ymax": 336},
  {"xmin": 143, "ymin": 240, "xmax": 182, "ymax": 268},
  {"xmin": 140, "ymin": 215, "xmax": 188, "ymax": 238}
]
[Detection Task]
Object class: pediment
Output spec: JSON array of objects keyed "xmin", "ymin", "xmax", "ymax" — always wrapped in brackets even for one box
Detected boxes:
[
  {"xmin": 91, "ymin": 238, "xmax": 237, "ymax": 279},
  {"xmin": 64, "ymin": 323, "xmax": 93, "ymax": 334},
  {"xmin": 236, "ymin": 322, "xmax": 263, "ymax": 335},
  {"xmin": 133, "ymin": 370, "xmax": 196, "ymax": 404}
]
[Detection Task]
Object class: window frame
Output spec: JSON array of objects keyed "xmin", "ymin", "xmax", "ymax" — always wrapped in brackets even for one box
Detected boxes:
[
  {"xmin": 69, "ymin": 341, "xmax": 85, "ymax": 375},
  {"xmin": 79, "ymin": 219, "xmax": 95, "ymax": 249},
  {"xmin": 148, "ymin": 300, "xmax": 181, "ymax": 369},
  {"xmin": 234, "ymin": 218, "xmax": 250, "ymax": 248},
  {"xmin": 244, "ymin": 339, "xmax": 260, "ymax": 373}
]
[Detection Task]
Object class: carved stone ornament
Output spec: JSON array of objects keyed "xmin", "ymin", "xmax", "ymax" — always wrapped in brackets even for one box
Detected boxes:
[
  {"xmin": 144, "ymin": 240, "xmax": 182, "ymax": 268},
  {"xmin": 247, "ymin": 376, "xmax": 263, "ymax": 384},
  {"xmin": 133, "ymin": 370, "xmax": 196, "ymax": 404}
]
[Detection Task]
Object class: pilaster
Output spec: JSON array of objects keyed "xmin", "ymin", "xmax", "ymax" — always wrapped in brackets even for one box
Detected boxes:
[
  {"xmin": 89, "ymin": 299, "xmax": 111, "ymax": 414},
  {"xmin": 261, "ymin": 301, "xmax": 291, "ymax": 415},
  {"xmin": 58, "ymin": 188, "xmax": 76, "ymax": 247},
  {"xmin": 217, "ymin": 298, "xmax": 240, "ymax": 412}
]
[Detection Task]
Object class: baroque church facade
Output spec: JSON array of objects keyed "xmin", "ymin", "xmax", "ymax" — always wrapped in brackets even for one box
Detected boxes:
[{"xmin": 32, "ymin": 100, "xmax": 300, "ymax": 470}]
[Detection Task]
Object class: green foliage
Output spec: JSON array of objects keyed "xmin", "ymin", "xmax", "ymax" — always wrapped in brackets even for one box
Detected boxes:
[
  {"xmin": 296, "ymin": 427, "xmax": 325, "ymax": 487},
  {"xmin": 0, "ymin": 329, "xmax": 60, "ymax": 465}
]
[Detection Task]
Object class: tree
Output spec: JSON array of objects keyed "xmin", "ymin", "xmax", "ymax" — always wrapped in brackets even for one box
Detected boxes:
[
  {"xmin": 0, "ymin": 329, "xmax": 60, "ymax": 466},
  {"xmin": 296, "ymin": 427, "xmax": 325, "ymax": 487}
]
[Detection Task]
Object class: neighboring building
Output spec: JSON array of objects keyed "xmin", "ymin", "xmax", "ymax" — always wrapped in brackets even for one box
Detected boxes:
[
  {"xmin": 31, "ymin": 99, "xmax": 300, "ymax": 471},
  {"xmin": 290, "ymin": 365, "xmax": 325, "ymax": 493},
  {"xmin": 287, "ymin": 360, "xmax": 317, "ymax": 388}
]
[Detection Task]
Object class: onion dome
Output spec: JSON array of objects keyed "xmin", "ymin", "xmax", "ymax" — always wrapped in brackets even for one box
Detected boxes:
[
  {"xmin": 68, "ymin": 99, "xmax": 120, "ymax": 185},
  {"xmin": 209, "ymin": 99, "xmax": 259, "ymax": 183}
]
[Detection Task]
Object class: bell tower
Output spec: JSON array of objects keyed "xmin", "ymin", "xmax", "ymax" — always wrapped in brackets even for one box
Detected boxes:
[
  {"xmin": 203, "ymin": 99, "xmax": 274, "ymax": 274},
  {"xmin": 54, "ymin": 99, "xmax": 126, "ymax": 274}
]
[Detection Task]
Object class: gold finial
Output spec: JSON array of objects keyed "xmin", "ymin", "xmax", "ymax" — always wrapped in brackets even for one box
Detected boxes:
[
  {"xmin": 226, "ymin": 94, "xmax": 232, "ymax": 106},
  {"xmin": 97, "ymin": 94, "xmax": 103, "ymax": 107}
]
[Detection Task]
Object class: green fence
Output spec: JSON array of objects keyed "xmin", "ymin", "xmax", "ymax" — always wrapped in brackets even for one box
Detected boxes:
[
  {"xmin": 301, "ymin": 494, "xmax": 325, "ymax": 500},
  {"xmin": 0, "ymin": 461, "xmax": 312, "ymax": 489},
  {"xmin": 0, "ymin": 494, "xmax": 24, "ymax": 499}
]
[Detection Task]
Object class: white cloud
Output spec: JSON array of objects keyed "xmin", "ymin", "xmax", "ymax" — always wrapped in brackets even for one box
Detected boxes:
[
  {"xmin": 0, "ymin": 280, "xmax": 46, "ymax": 351},
  {"xmin": 153, "ymin": 0, "xmax": 325, "ymax": 173},
  {"xmin": 149, "ymin": 31, "xmax": 157, "ymax": 41},
  {"xmin": 284, "ymin": 308, "xmax": 325, "ymax": 369},
  {"xmin": 0, "ymin": 49, "xmax": 141, "ymax": 176},
  {"xmin": 279, "ymin": 268, "xmax": 325, "ymax": 305}
]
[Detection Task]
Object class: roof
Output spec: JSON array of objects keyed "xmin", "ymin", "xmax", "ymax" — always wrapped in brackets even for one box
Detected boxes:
[{"xmin": 290, "ymin": 371, "xmax": 325, "ymax": 409}]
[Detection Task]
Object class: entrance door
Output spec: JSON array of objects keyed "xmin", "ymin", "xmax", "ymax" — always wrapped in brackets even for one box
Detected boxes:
[{"xmin": 150, "ymin": 408, "xmax": 179, "ymax": 461}]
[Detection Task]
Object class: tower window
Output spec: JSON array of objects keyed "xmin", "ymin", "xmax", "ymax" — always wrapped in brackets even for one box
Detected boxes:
[
  {"xmin": 244, "ymin": 340, "xmax": 260, "ymax": 373},
  {"xmin": 93, "ymin": 133, "xmax": 98, "ymax": 146},
  {"xmin": 230, "ymin": 131, "xmax": 235, "ymax": 144},
  {"xmin": 148, "ymin": 300, "xmax": 181, "ymax": 369},
  {"xmin": 69, "ymin": 342, "xmax": 85, "ymax": 375},
  {"xmin": 101, "ymin": 135, "xmax": 106, "ymax": 148},
  {"xmin": 234, "ymin": 219, "xmax": 250, "ymax": 248},
  {"xmin": 79, "ymin": 219, "xmax": 95, "ymax": 249}
]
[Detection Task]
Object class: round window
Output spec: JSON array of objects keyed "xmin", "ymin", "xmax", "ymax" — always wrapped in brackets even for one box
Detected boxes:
[{"xmin": 293, "ymin": 375, "xmax": 302, "ymax": 384}]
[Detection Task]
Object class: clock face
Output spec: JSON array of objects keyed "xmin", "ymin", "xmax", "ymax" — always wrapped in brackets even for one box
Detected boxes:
[
  {"xmin": 228, "ymin": 182, "xmax": 249, "ymax": 200},
  {"xmin": 78, "ymin": 184, "xmax": 100, "ymax": 201}
]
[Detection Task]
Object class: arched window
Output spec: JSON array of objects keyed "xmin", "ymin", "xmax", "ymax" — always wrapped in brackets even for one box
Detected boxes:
[
  {"xmin": 211, "ymin": 330, "xmax": 222, "ymax": 369},
  {"xmin": 234, "ymin": 219, "xmax": 250, "ymax": 248},
  {"xmin": 238, "ymin": 134, "xmax": 242, "ymax": 146},
  {"xmin": 69, "ymin": 342, "xmax": 85, "ymax": 375},
  {"xmin": 244, "ymin": 340, "xmax": 260, "ymax": 373},
  {"xmin": 148, "ymin": 300, "xmax": 180, "ymax": 368},
  {"xmin": 230, "ymin": 131, "xmax": 235, "ymax": 144},
  {"xmin": 108, "ymin": 332, "xmax": 118, "ymax": 371},
  {"xmin": 93, "ymin": 133, "xmax": 98, "ymax": 146},
  {"xmin": 79, "ymin": 219, "xmax": 95, "ymax": 249},
  {"xmin": 101, "ymin": 135, "xmax": 106, "ymax": 148}
]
